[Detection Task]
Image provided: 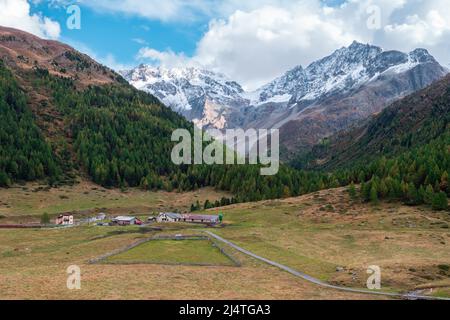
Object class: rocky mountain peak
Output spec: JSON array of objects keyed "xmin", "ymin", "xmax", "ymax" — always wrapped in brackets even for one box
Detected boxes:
[
  {"xmin": 409, "ymin": 48, "xmax": 436, "ymax": 64},
  {"xmin": 123, "ymin": 41, "xmax": 447, "ymax": 144},
  {"xmin": 0, "ymin": 26, "xmax": 118, "ymax": 87}
]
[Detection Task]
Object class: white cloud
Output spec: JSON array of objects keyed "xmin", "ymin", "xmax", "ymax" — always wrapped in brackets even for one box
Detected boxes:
[
  {"xmin": 137, "ymin": 47, "xmax": 192, "ymax": 68},
  {"xmin": 67, "ymin": 0, "xmax": 296, "ymax": 23},
  {"xmin": 177, "ymin": 0, "xmax": 450, "ymax": 90},
  {"xmin": 100, "ymin": 53, "xmax": 135, "ymax": 71},
  {"xmin": 45, "ymin": 0, "xmax": 450, "ymax": 89},
  {"xmin": 0, "ymin": 0, "xmax": 61, "ymax": 39},
  {"xmin": 72, "ymin": 0, "xmax": 210, "ymax": 22},
  {"xmin": 132, "ymin": 38, "xmax": 148, "ymax": 45},
  {"xmin": 194, "ymin": 1, "xmax": 358, "ymax": 89}
]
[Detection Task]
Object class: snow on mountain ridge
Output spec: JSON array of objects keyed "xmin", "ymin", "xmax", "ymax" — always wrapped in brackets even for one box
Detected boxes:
[
  {"xmin": 121, "ymin": 64, "xmax": 245, "ymax": 112},
  {"xmin": 252, "ymin": 42, "xmax": 439, "ymax": 106},
  {"xmin": 122, "ymin": 41, "xmax": 443, "ymax": 133}
]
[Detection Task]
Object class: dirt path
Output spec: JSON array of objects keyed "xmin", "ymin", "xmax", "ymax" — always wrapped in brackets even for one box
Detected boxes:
[{"xmin": 205, "ymin": 231, "xmax": 450, "ymax": 301}]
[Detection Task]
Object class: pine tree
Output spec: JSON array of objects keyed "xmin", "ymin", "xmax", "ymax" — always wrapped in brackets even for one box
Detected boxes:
[
  {"xmin": 440, "ymin": 171, "xmax": 449, "ymax": 195},
  {"xmin": 348, "ymin": 182, "xmax": 357, "ymax": 199},
  {"xmin": 432, "ymin": 192, "xmax": 448, "ymax": 211},
  {"xmin": 424, "ymin": 185, "xmax": 435, "ymax": 205},
  {"xmin": 204, "ymin": 200, "xmax": 212, "ymax": 210},
  {"xmin": 283, "ymin": 186, "xmax": 291, "ymax": 198},
  {"xmin": 0, "ymin": 172, "xmax": 11, "ymax": 187},
  {"xmin": 379, "ymin": 180, "xmax": 388, "ymax": 198},
  {"xmin": 370, "ymin": 183, "xmax": 379, "ymax": 204},
  {"xmin": 405, "ymin": 183, "xmax": 420, "ymax": 205},
  {"xmin": 41, "ymin": 212, "xmax": 50, "ymax": 225},
  {"xmin": 360, "ymin": 182, "xmax": 369, "ymax": 202}
]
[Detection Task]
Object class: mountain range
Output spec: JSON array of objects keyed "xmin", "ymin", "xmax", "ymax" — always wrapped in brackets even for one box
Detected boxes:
[
  {"xmin": 123, "ymin": 41, "xmax": 448, "ymax": 157},
  {"xmin": 291, "ymin": 72, "xmax": 450, "ymax": 171},
  {"xmin": 0, "ymin": 26, "xmax": 332, "ymax": 203},
  {"xmin": 0, "ymin": 25, "xmax": 449, "ymax": 208}
]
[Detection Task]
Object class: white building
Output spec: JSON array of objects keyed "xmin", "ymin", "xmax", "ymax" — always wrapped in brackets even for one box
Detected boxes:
[
  {"xmin": 112, "ymin": 216, "xmax": 141, "ymax": 226},
  {"xmin": 55, "ymin": 215, "xmax": 74, "ymax": 226},
  {"xmin": 156, "ymin": 213, "xmax": 220, "ymax": 225},
  {"xmin": 157, "ymin": 213, "xmax": 183, "ymax": 223}
]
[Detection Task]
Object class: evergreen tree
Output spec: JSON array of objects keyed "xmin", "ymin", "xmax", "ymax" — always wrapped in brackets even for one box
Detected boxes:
[
  {"xmin": 424, "ymin": 185, "xmax": 435, "ymax": 205},
  {"xmin": 41, "ymin": 212, "xmax": 50, "ymax": 225},
  {"xmin": 370, "ymin": 183, "xmax": 379, "ymax": 204},
  {"xmin": 0, "ymin": 172, "xmax": 11, "ymax": 187},
  {"xmin": 432, "ymin": 192, "xmax": 448, "ymax": 211},
  {"xmin": 405, "ymin": 183, "xmax": 420, "ymax": 206},
  {"xmin": 204, "ymin": 200, "xmax": 212, "ymax": 210},
  {"xmin": 348, "ymin": 182, "xmax": 357, "ymax": 199}
]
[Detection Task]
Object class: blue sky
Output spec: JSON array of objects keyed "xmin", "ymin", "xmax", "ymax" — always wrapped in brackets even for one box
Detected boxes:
[
  {"xmin": 31, "ymin": 1, "xmax": 206, "ymax": 69},
  {"xmin": 28, "ymin": 0, "xmax": 349, "ymax": 72},
  {"xmin": 2, "ymin": 0, "xmax": 449, "ymax": 90}
]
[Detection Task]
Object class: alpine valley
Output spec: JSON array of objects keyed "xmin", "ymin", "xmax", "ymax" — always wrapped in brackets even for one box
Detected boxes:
[
  {"xmin": 1, "ymin": 22, "xmax": 450, "ymax": 301},
  {"xmin": 123, "ymin": 41, "xmax": 448, "ymax": 158}
]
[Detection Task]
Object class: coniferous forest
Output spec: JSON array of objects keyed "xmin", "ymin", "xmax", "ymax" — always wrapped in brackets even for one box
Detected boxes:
[
  {"xmin": 0, "ymin": 62, "xmax": 61, "ymax": 187},
  {"xmin": 0, "ymin": 58, "xmax": 449, "ymax": 210},
  {"xmin": 0, "ymin": 61, "xmax": 337, "ymax": 203}
]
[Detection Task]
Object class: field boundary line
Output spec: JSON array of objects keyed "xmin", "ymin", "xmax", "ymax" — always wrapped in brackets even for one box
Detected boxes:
[
  {"xmin": 205, "ymin": 231, "xmax": 450, "ymax": 301},
  {"xmin": 89, "ymin": 234, "xmax": 240, "ymax": 267}
]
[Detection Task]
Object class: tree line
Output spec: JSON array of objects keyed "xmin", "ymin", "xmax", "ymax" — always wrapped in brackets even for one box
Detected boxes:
[{"xmin": 1, "ymin": 63, "xmax": 448, "ymax": 212}]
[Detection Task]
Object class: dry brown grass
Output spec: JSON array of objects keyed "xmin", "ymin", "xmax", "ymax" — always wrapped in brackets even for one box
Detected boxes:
[
  {"xmin": 0, "ymin": 225, "xmax": 378, "ymax": 300},
  {"xmin": 0, "ymin": 186, "xmax": 448, "ymax": 299},
  {"xmin": 207, "ymin": 187, "xmax": 450, "ymax": 297},
  {"xmin": 0, "ymin": 180, "xmax": 230, "ymax": 223}
]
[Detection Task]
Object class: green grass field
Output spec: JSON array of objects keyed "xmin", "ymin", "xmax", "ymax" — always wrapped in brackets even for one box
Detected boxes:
[
  {"xmin": 0, "ymin": 225, "xmax": 374, "ymax": 300},
  {"xmin": 208, "ymin": 187, "xmax": 450, "ymax": 297},
  {"xmin": 0, "ymin": 181, "xmax": 230, "ymax": 223},
  {"xmin": 0, "ymin": 185, "xmax": 448, "ymax": 299},
  {"xmin": 105, "ymin": 239, "xmax": 236, "ymax": 266}
]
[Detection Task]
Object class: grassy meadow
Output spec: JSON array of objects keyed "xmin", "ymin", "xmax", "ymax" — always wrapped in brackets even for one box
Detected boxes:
[
  {"xmin": 0, "ymin": 181, "xmax": 230, "ymax": 223},
  {"xmin": 105, "ymin": 239, "xmax": 236, "ymax": 266},
  {"xmin": 208, "ymin": 187, "xmax": 450, "ymax": 297},
  {"xmin": 0, "ymin": 183, "xmax": 448, "ymax": 299}
]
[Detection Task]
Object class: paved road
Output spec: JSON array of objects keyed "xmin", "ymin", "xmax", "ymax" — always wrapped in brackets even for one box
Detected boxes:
[{"xmin": 205, "ymin": 231, "xmax": 450, "ymax": 300}]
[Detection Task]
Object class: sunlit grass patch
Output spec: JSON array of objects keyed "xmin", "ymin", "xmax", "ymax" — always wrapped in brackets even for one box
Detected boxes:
[{"xmin": 105, "ymin": 238, "xmax": 237, "ymax": 266}]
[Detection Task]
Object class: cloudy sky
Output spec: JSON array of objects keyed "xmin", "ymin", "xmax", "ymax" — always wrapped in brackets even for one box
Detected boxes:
[{"xmin": 0, "ymin": 0, "xmax": 449, "ymax": 90}]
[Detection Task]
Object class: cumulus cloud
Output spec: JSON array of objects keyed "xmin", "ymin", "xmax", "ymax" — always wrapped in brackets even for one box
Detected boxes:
[
  {"xmin": 379, "ymin": 0, "xmax": 450, "ymax": 48},
  {"xmin": 44, "ymin": 0, "xmax": 450, "ymax": 89},
  {"xmin": 186, "ymin": 0, "xmax": 450, "ymax": 90},
  {"xmin": 137, "ymin": 47, "xmax": 195, "ymax": 68},
  {"xmin": 195, "ymin": 1, "xmax": 358, "ymax": 89},
  {"xmin": 0, "ymin": 0, "xmax": 61, "ymax": 39}
]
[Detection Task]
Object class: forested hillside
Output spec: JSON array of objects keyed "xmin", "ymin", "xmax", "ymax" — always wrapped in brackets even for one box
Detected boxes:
[
  {"xmin": 0, "ymin": 62, "xmax": 60, "ymax": 187},
  {"xmin": 0, "ymin": 27, "xmax": 448, "ymax": 210},
  {"xmin": 0, "ymin": 62, "xmax": 339, "ymax": 202},
  {"xmin": 0, "ymin": 26, "xmax": 342, "ymax": 203},
  {"xmin": 291, "ymin": 74, "xmax": 450, "ymax": 210}
]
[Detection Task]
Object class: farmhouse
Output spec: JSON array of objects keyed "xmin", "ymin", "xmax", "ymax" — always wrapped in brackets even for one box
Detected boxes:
[
  {"xmin": 156, "ymin": 213, "xmax": 220, "ymax": 225},
  {"xmin": 157, "ymin": 213, "xmax": 183, "ymax": 223},
  {"xmin": 97, "ymin": 213, "xmax": 106, "ymax": 221},
  {"xmin": 112, "ymin": 216, "xmax": 142, "ymax": 226},
  {"xmin": 182, "ymin": 214, "xmax": 219, "ymax": 224},
  {"xmin": 55, "ymin": 214, "xmax": 74, "ymax": 226}
]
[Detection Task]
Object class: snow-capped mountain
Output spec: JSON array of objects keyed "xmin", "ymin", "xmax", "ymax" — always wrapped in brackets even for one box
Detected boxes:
[
  {"xmin": 122, "ymin": 41, "xmax": 447, "ymax": 157},
  {"xmin": 121, "ymin": 65, "xmax": 247, "ymax": 129},
  {"xmin": 252, "ymin": 41, "xmax": 440, "ymax": 107}
]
